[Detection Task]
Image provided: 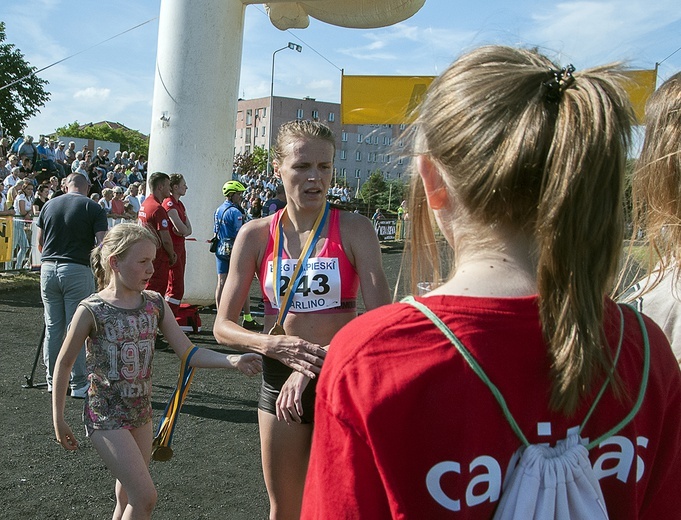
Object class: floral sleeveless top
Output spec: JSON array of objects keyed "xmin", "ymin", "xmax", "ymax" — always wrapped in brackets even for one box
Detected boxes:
[{"xmin": 79, "ymin": 290, "xmax": 164, "ymax": 431}]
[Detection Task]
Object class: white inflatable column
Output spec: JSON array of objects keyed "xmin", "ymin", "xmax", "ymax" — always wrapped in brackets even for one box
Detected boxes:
[{"xmin": 148, "ymin": 0, "xmax": 246, "ymax": 304}]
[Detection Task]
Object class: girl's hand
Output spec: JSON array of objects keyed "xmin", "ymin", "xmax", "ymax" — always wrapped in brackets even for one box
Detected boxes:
[
  {"xmin": 54, "ymin": 419, "xmax": 79, "ymax": 451},
  {"xmin": 231, "ymin": 353, "xmax": 263, "ymax": 376},
  {"xmin": 276, "ymin": 371, "xmax": 311, "ymax": 425}
]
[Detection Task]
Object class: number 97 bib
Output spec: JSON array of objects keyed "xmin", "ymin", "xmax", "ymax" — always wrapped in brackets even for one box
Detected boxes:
[{"xmin": 264, "ymin": 257, "xmax": 341, "ymax": 312}]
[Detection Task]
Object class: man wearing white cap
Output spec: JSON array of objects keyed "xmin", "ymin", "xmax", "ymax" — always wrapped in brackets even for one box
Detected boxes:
[{"xmin": 55, "ymin": 142, "xmax": 68, "ymax": 177}]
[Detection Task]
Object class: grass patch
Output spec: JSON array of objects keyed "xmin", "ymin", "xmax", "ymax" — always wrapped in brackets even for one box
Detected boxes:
[{"xmin": 0, "ymin": 271, "xmax": 40, "ymax": 292}]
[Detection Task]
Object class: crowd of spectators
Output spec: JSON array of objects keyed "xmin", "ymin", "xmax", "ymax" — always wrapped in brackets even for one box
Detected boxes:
[
  {"xmin": 1, "ymin": 133, "xmax": 148, "ymax": 268},
  {"xmin": 236, "ymin": 169, "xmax": 351, "ymax": 220}
]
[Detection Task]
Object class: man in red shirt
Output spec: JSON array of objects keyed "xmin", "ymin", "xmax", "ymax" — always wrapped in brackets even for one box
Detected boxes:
[{"xmin": 138, "ymin": 172, "xmax": 176, "ymax": 295}]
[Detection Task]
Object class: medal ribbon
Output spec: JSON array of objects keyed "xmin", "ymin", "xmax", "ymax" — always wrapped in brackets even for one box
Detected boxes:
[
  {"xmin": 272, "ymin": 202, "xmax": 330, "ymax": 329},
  {"xmin": 152, "ymin": 345, "xmax": 199, "ymax": 461}
]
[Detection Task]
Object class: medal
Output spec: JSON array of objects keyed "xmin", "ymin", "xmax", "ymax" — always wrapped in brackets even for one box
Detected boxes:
[
  {"xmin": 151, "ymin": 444, "xmax": 174, "ymax": 462},
  {"xmin": 268, "ymin": 323, "xmax": 286, "ymax": 336}
]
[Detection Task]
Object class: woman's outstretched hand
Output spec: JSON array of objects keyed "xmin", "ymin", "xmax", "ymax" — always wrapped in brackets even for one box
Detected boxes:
[{"xmin": 268, "ymin": 335, "xmax": 326, "ymax": 378}]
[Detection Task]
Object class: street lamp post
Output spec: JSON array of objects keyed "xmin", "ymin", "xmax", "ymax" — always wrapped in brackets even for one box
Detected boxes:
[{"xmin": 267, "ymin": 42, "xmax": 302, "ymax": 176}]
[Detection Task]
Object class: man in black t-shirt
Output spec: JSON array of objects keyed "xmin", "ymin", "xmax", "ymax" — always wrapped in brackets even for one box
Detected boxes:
[{"xmin": 37, "ymin": 174, "xmax": 108, "ymax": 397}]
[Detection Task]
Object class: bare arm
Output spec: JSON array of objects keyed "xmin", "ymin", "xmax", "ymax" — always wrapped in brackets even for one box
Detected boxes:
[
  {"xmin": 212, "ymin": 220, "xmax": 326, "ymax": 378},
  {"xmin": 95, "ymin": 230, "xmax": 106, "ymax": 246},
  {"xmin": 343, "ymin": 213, "xmax": 391, "ymax": 310},
  {"xmin": 166, "ymin": 208, "xmax": 191, "ymax": 237},
  {"xmin": 52, "ymin": 306, "xmax": 94, "ymax": 450},
  {"xmin": 158, "ymin": 299, "xmax": 261, "ymax": 375}
]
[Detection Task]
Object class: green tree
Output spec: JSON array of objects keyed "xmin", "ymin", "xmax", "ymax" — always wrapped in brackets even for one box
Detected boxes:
[
  {"xmin": 376, "ymin": 179, "xmax": 406, "ymax": 212},
  {"xmin": 360, "ymin": 170, "xmax": 387, "ymax": 205},
  {"xmin": 0, "ymin": 22, "xmax": 51, "ymax": 139},
  {"xmin": 359, "ymin": 170, "xmax": 406, "ymax": 212},
  {"xmin": 233, "ymin": 145, "xmax": 268, "ymax": 176},
  {"xmin": 54, "ymin": 121, "xmax": 149, "ymax": 157}
]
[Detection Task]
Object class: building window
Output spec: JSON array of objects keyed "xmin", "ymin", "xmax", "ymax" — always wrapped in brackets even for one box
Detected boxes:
[
  {"xmin": 357, "ymin": 134, "xmax": 363, "ymax": 143},
  {"xmin": 312, "ymin": 110, "xmax": 319, "ymax": 120},
  {"xmin": 373, "ymin": 136, "xmax": 379, "ymax": 144},
  {"xmin": 341, "ymin": 131, "xmax": 348, "ymax": 142},
  {"xmin": 262, "ymin": 107, "xmax": 267, "ymax": 118},
  {"xmin": 340, "ymin": 150, "xmax": 347, "ymax": 160},
  {"xmin": 355, "ymin": 169, "xmax": 361, "ymax": 178},
  {"xmin": 296, "ymin": 108, "xmax": 304, "ymax": 119},
  {"xmin": 365, "ymin": 136, "xmax": 371, "ymax": 144},
  {"xmin": 245, "ymin": 145, "xmax": 251, "ymax": 155},
  {"xmin": 399, "ymin": 124, "xmax": 407, "ymax": 130},
  {"xmin": 355, "ymin": 151, "xmax": 361, "ymax": 161},
  {"xmin": 386, "ymin": 154, "xmax": 391, "ymax": 163},
  {"xmin": 341, "ymin": 168, "xmax": 347, "ymax": 177},
  {"xmin": 246, "ymin": 109, "xmax": 252, "ymax": 125},
  {"xmin": 245, "ymin": 127, "xmax": 252, "ymax": 143},
  {"xmin": 398, "ymin": 157, "xmax": 404, "ymax": 165},
  {"xmin": 328, "ymin": 112, "xmax": 335, "ymax": 122},
  {"xmin": 262, "ymin": 126, "xmax": 266, "ymax": 136},
  {"xmin": 254, "ymin": 127, "xmax": 259, "ymax": 137}
]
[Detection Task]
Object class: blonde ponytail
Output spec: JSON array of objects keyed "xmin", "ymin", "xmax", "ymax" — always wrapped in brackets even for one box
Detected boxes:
[
  {"xmin": 410, "ymin": 46, "xmax": 633, "ymax": 414},
  {"xmin": 536, "ymin": 68, "xmax": 632, "ymax": 412}
]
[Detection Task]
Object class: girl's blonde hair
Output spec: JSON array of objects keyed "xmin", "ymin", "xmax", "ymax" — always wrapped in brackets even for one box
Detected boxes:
[
  {"xmin": 91, "ymin": 223, "xmax": 159, "ymax": 290},
  {"xmin": 629, "ymin": 72, "xmax": 681, "ymax": 290},
  {"xmin": 409, "ymin": 45, "xmax": 633, "ymax": 414},
  {"xmin": 272, "ymin": 120, "xmax": 335, "ymax": 164}
]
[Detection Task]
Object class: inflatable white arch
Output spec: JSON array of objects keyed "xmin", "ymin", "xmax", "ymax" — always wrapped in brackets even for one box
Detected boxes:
[{"xmin": 147, "ymin": 0, "xmax": 425, "ymax": 303}]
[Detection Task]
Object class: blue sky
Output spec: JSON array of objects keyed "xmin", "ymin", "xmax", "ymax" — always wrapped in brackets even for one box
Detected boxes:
[{"xmin": 3, "ymin": 0, "xmax": 680, "ymax": 138}]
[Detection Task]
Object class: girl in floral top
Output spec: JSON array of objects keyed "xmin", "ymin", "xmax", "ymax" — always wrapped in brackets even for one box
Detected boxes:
[{"xmin": 52, "ymin": 223, "xmax": 262, "ymax": 519}]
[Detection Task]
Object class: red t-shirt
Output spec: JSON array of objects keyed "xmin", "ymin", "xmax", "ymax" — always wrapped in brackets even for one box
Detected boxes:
[
  {"xmin": 162, "ymin": 197, "xmax": 187, "ymax": 247},
  {"xmin": 138, "ymin": 194, "xmax": 170, "ymax": 257},
  {"xmin": 302, "ymin": 296, "xmax": 681, "ymax": 519}
]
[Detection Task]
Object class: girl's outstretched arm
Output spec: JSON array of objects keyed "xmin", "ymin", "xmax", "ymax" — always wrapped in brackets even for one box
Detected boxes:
[
  {"xmin": 159, "ymin": 299, "xmax": 262, "ymax": 376},
  {"xmin": 52, "ymin": 305, "xmax": 94, "ymax": 451}
]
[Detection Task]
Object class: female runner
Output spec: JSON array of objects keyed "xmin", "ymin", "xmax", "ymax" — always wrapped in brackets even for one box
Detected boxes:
[{"xmin": 214, "ymin": 120, "xmax": 390, "ymax": 520}]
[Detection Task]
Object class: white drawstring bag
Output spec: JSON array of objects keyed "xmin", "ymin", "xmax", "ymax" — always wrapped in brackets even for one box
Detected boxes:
[{"xmin": 404, "ymin": 297, "xmax": 650, "ymax": 520}]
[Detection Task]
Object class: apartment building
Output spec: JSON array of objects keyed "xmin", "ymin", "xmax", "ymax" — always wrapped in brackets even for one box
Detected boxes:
[{"xmin": 234, "ymin": 96, "xmax": 409, "ymax": 186}]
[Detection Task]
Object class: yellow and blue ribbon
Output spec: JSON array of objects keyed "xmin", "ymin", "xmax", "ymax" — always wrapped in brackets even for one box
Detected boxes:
[
  {"xmin": 151, "ymin": 345, "xmax": 199, "ymax": 461},
  {"xmin": 272, "ymin": 202, "xmax": 330, "ymax": 329}
]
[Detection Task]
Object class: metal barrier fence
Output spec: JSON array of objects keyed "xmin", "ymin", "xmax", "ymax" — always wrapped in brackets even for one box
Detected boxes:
[{"xmin": 0, "ymin": 217, "xmax": 41, "ymax": 272}]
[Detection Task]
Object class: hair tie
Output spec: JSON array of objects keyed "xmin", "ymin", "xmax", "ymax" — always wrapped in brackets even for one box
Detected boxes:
[{"xmin": 543, "ymin": 64, "xmax": 576, "ymax": 103}]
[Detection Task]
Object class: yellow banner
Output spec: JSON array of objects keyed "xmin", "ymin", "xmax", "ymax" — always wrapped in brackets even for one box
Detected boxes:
[
  {"xmin": 622, "ymin": 69, "xmax": 657, "ymax": 124},
  {"xmin": 341, "ymin": 75, "xmax": 434, "ymax": 125},
  {"xmin": 0, "ymin": 217, "xmax": 13, "ymax": 263},
  {"xmin": 342, "ymin": 69, "xmax": 657, "ymax": 125}
]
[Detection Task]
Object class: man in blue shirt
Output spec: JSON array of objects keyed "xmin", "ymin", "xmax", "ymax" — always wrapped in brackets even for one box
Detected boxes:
[{"xmin": 214, "ymin": 180, "xmax": 260, "ymax": 330}]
